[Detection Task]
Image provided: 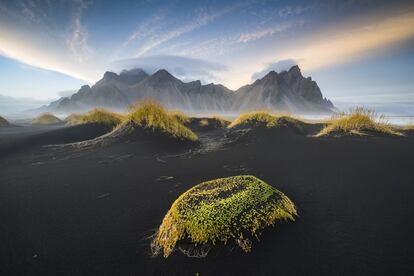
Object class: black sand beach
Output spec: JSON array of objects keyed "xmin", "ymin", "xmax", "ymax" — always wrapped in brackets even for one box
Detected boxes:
[{"xmin": 1, "ymin": 124, "xmax": 413, "ymax": 275}]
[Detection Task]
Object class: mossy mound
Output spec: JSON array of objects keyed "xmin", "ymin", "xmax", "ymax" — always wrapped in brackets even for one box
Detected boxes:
[
  {"xmin": 32, "ymin": 113, "xmax": 62, "ymax": 125},
  {"xmin": 0, "ymin": 116, "xmax": 10, "ymax": 127},
  {"xmin": 229, "ymin": 112, "xmax": 305, "ymax": 132},
  {"xmin": 151, "ymin": 175, "xmax": 297, "ymax": 258},
  {"xmin": 116, "ymin": 101, "xmax": 198, "ymax": 142},
  {"xmin": 316, "ymin": 108, "xmax": 403, "ymax": 137}
]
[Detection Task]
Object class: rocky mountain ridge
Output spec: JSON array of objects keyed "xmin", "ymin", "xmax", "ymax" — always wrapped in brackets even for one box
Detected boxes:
[{"xmin": 39, "ymin": 66, "xmax": 334, "ymax": 115}]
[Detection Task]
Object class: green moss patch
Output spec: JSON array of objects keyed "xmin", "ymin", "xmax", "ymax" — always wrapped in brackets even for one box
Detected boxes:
[
  {"xmin": 151, "ymin": 175, "xmax": 297, "ymax": 258},
  {"xmin": 32, "ymin": 113, "xmax": 62, "ymax": 125}
]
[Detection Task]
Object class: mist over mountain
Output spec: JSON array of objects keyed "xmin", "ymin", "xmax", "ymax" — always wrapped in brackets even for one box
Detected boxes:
[
  {"xmin": 37, "ymin": 66, "xmax": 334, "ymax": 115},
  {"xmin": 0, "ymin": 95, "xmax": 50, "ymax": 114}
]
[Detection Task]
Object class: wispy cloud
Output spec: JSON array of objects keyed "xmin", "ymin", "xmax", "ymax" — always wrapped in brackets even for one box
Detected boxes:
[
  {"xmin": 277, "ymin": 4, "xmax": 315, "ymax": 18},
  {"xmin": 122, "ymin": 14, "xmax": 165, "ymax": 47},
  {"xmin": 67, "ymin": 0, "xmax": 93, "ymax": 63},
  {"xmin": 237, "ymin": 20, "xmax": 305, "ymax": 43},
  {"xmin": 19, "ymin": 0, "xmax": 41, "ymax": 23},
  {"xmin": 133, "ymin": 8, "xmax": 233, "ymax": 57}
]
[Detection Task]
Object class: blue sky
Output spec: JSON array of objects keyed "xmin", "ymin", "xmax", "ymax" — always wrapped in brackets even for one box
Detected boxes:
[{"xmin": 0, "ymin": 0, "xmax": 414, "ymax": 113}]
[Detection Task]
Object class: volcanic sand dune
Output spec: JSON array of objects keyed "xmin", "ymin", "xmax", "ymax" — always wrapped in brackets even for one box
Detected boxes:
[
  {"xmin": 227, "ymin": 112, "xmax": 324, "ymax": 137},
  {"xmin": 0, "ymin": 111, "xmax": 413, "ymax": 275},
  {"xmin": 0, "ymin": 123, "xmax": 113, "ymax": 156},
  {"xmin": 75, "ymin": 102, "xmax": 201, "ymax": 151}
]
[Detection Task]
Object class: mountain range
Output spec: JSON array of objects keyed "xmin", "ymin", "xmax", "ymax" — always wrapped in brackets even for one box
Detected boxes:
[{"xmin": 37, "ymin": 66, "xmax": 334, "ymax": 115}]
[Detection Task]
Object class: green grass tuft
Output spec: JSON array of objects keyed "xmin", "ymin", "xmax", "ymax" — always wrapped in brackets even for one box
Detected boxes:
[
  {"xmin": 151, "ymin": 175, "xmax": 297, "ymax": 258},
  {"xmin": 315, "ymin": 107, "xmax": 403, "ymax": 137},
  {"xmin": 123, "ymin": 101, "xmax": 198, "ymax": 141},
  {"xmin": 32, "ymin": 113, "xmax": 62, "ymax": 125}
]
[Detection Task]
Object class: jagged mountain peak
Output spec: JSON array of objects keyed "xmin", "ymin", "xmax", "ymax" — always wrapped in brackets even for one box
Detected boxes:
[
  {"xmin": 100, "ymin": 69, "xmax": 148, "ymax": 86},
  {"xmin": 103, "ymin": 71, "xmax": 118, "ymax": 80},
  {"xmin": 80, "ymin": 84, "xmax": 91, "ymax": 90},
  {"xmin": 120, "ymin": 68, "xmax": 147, "ymax": 76},
  {"xmin": 150, "ymin": 69, "xmax": 178, "ymax": 82},
  {"xmin": 234, "ymin": 65, "xmax": 333, "ymax": 113},
  {"xmin": 287, "ymin": 65, "xmax": 301, "ymax": 75},
  {"xmin": 258, "ymin": 70, "xmax": 279, "ymax": 83},
  {"xmin": 258, "ymin": 65, "xmax": 302, "ymax": 82}
]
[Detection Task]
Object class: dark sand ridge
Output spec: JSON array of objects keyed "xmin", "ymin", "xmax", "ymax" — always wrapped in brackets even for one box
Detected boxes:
[
  {"xmin": 0, "ymin": 120, "xmax": 413, "ymax": 275},
  {"xmin": 0, "ymin": 123, "xmax": 113, "ymax": 157}
]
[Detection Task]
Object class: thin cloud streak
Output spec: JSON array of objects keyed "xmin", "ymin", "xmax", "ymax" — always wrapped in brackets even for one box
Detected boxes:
[
  {"xmin": 67, "ymin": 0, "xmax": 93, "ymax": 63},
  {"xmin": 237, "ymin": 20, "xmax": 305, "ymax": 43},
  {"xmin": 133, "ymin": 8, "xmax": 234, "ymax": 57},
  {"xmin": 122, "ymin": 14, "xmax": 165, "ymax": 47}
]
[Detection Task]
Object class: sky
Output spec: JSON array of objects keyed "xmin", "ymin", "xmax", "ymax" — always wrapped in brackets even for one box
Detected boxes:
[{"xmin": 0, "ymin": 0, "xmax": 414, "ymax": 114}]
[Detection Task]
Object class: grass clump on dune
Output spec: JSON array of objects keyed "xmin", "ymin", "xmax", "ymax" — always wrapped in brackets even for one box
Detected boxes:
[
  {"xmin": 64, "ymin": 113, "xmax": 83, "ymax": 126},
  {"xmin": 170, "ymin": 111, "xmax": 192, "ymax": 124},
  {"xmin": 79, "ymin": 108, "xmax": 123, "ymax": 127},
  {"xmin": 316, "ymin": 107, "xmax": 403, "ymax": 137},
  {"xmin": 123, "ymin": 101, "xmax": 198, "ymax": 141},
  {"xmin": 403, "ymin": 124, "xmax": 414, "ymax": 131},
  {"xmin": 228, "ymin": 111, "xmax": 304, "ymax": 130},
  {"xmin": 0, "ymin": 116, "xmax": 10, "ymax": 127},
  {"xmin": 65, "ymin": 109, "xmax": 123, "ymax": 127},
  {"xmin": 151, "ymin": 175, "xmax": 297, "ymax": 258},
  {"xmin": 199, "ymin": 116, "xmax": 230, "ymax": 128},
  {"xmin": 32, "ymin": 113, "xmax": 62, "ymax": 125}
]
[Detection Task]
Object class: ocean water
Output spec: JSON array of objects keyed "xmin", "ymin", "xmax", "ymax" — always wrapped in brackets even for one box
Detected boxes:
[{"xmin": 381, "ymin": 116, "xmax": 414, "ymax": 126}]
